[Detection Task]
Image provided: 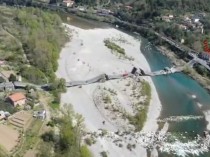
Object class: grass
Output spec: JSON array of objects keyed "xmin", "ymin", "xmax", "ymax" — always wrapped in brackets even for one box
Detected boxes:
[
  {"xmin": 0, "ymin": 100, "xmax": 17, "ymax": 114},
  {"xmin": 0, "ymin": 145, "xmax": 8, "ymax": 157},
  {"xmin": 104, "ymin": 39, "xmax": 125, "ymax": 55},
  {"xmin": 50, "ymin": 102, "xmax": 59, "ymax": 110},
  {"xmin": 103, "ymin": 95, "xmax": 112, "ymax": 104},
  {"xmin": 14, "ymin": 119, "xmax": 44, "ymax": 156},
  {"xmin": 128, "ymin": 80, "xmax": 151, "ymax": 131}
]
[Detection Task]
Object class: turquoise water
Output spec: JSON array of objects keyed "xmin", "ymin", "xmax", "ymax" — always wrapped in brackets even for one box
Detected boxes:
[{"xmin": 140, "ymin": 39, "xmax": 210, "ymax": 156}]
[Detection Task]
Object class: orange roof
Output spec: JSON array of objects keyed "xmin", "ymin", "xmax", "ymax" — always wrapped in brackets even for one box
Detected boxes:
[{"xmin": 8, "ymin": 93, "xmax": 26, "ymax": 102}]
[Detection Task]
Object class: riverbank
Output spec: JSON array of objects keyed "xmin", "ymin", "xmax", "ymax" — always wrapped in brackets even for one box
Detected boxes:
[
  {"xmin": 157, "ymin": 46, "xmax": 210, "ymax": 93},
  {"xmin": 157, "ymin": 46, "xmax": 210, "ymax": 132},
  {"xmin": 56, "ymin": 23, "xmax": 162, "ymax": 157}
]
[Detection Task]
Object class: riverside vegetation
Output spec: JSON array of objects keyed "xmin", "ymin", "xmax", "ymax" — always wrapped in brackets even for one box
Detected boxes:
[
  {"xmin": 104, "ymin": 39, "xmax": 125, "ymax": 55},
  {"xmin": 128, "ymin": 80, "xmax": 151, "ymax": 131},
  {"xmin": 38, "ymin": 105, "xmax": 92, "ymax": 157},
  {"xmin": 104, "ymin": 38, "xmax": 134, "ymax": 60}
]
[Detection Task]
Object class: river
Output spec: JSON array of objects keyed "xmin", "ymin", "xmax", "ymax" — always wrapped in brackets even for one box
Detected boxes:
[
  {"xmin": 60, "ymin": 13, "xmax": 210, "ymax": 157},
  {"xmin": 140, "ymin": 39, "xmax": 210, "ymax": 157}
]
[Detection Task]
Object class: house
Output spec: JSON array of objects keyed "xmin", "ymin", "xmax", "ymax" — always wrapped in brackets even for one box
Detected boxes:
[
  {"xmin": 33, "ymin": 110, "xmax": 46, "ymax": 120},
  {"xmin": 125, "ymin": 5, "xmax": 133, "ymax": 10},
  {"xmin": 178, "ymin": 24, "xmax": 187, "ymax": 30},
  {"xmin": 77, "ymin": 6, "xmax": 85, "ymax": 12},
  {"xmin": 168, "ymin": 14, "xmax": 174, "ymax": 19},
  {"xmin": 8, "ymin": 92, "xmax": 26, "ymax": 107},
  {"xmin": 0, "ymin": 60, "xmax": 5, "ymax": 66},
  {"xmin": 161, "ymin": 16, "xmax": 171, "ymax": 22},
  {"xmin": 184, "ymin": 16, "xmax": 191, "ymax": 23},
  {"xmin": 0, "ymin": 82, "xmax": 14, "ymax": 91},
  {"xmin": 0, "ymin": 111, "xmax": 10, "ymax": 120},
  {"xmin": 62, "ymin": 0, "xmax": 74, "ymax": 7},
  {"xmin": 194, "ymin": 18, "xmax": 200, "ymax": 23}
]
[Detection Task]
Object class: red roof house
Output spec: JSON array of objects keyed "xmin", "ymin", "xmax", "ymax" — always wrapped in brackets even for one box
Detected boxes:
[{"xmin": 8, "ymin": 93, "xmax": 26, "ymax": 107}]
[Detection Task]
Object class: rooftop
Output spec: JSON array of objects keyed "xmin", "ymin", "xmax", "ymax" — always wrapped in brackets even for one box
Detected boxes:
[{"xmin": 8, "ymin": 92, "xmax": 26, "ymax": 102}]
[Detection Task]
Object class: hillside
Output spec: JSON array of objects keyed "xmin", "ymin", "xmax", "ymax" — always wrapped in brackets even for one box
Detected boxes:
[{"xmin": 0, "ymin": 6, "xmax": 67, "ymax": 84}]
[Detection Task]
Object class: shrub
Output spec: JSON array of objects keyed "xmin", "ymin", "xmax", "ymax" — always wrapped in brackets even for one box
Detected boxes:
[
  {"xmin": 100, "ymin": 151, "xmax": 108, "ymax": 157},
  {"xmin": 9, "ymin": 74, "xmax": 17, "ymax": 82},
  {"xmin": 84, "ymin": 138, "xmax": 92, "ymax": 146},
  {"xmin": 41, "ymin": 131, "xmax": 55, "ymax": 142},
  {"xmin": 127, "ymin": 143, "xmax": 132, "ymax": 151},
  {"xmin": 80, "ymin": 145, "xmax": 92, "ymax": 157},
  {"xmin": 104, "ymin": 39, "xmax": 125, "ymax": 55}
]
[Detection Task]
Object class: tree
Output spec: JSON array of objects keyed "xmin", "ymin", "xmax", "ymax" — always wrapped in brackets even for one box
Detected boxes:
[
  {"xmin": 80, "ymin": 145, "xmax": 92, "ymax": 157},
  {"xmin": 0, "ymin": 77, "xmax": 5, "ymax": 83},
  {"xmin": 9, "ymin": 74, "xmax": 16, "ymax": 82}
]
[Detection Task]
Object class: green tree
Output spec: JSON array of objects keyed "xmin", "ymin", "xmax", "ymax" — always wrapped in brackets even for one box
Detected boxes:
[
  {"xmin": 81, "ymin": 145, "xmax": 92, "ymax": 157},
  {"xmin": 9, "ymin": 74, "xmax": 17, "ymax": 82}
]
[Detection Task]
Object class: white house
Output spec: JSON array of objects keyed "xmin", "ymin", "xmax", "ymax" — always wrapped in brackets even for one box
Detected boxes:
[
  {"xmin": 194, "ymin": 18, "xmax": 200, "ymax": 23},
  {"xmin": 62, "ymin": 0, "xmax": 74, "ymax": 7},
  {"xmin": 169, "ymin": 14, "xmax": 174, "ymax": 19}
]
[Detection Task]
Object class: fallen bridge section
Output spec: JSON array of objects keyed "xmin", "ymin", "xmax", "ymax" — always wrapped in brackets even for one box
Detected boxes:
[{"xmin": 65, "ymin": 73, "xmax": 133, "ymax": 87}]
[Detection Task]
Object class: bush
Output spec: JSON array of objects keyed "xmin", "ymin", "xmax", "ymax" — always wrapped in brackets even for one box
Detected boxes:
[
  {"xmin": 20, "ymin": 66, "xmax": 47, "ymax": 84},
  {"xmin": 9, "ymin": 74, "xmax": 16, "ymax": 82},
  {"xmin": 84, "ymin": 138, "xmax": 92, "ymax": 146},
  {"xmin": 80, "ymin": 145, "xmax": 92, "ymax": 157},
  {"xmin": 127, "ymin": 143, "xmax": 132, "ymax": 151},
  {"xmin": 100, "ymin": 151, "xmax": 108, "ymax": 157},
  {"xmin": 128, "ymin": 80, "xmax": 151, "ymax": 131},
  {"xmin": 104, "ymin": 39, "xmax": 125, "ymax": 55},
  {"xmin": 0, "ymin": 77, "xmax": 5, "ymax": 83},
  {"xmin": 41, "ymin": 131, "xmax": 55, "ymax": 142},
  {"xmin": 46, "ymin": 121, "xmax": 55, "ymax": 127},
  {"xmin": 103, "ymin": 95, "xmax": 112, "ymax": 104}
]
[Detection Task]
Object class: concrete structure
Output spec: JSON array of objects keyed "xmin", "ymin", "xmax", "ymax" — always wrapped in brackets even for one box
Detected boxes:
[
  {"xmin": 8, "ymin": 92, "xmax": 26, "ymax": 107},
  {"xmin": 0, "ymin": 82, "xmax": 14, "ymax": 91},
  {"xmin": 0, "ymin": 111, "xmax": 5, "ymax": 120},
  {"xmin": 33, "ymin": 110, "xmax": 46, "ymax": 120},
  {"xmin": 194, "ymin": 18, "xmax": 200, "ymax": 23},
  {"xmin": 198, "ymin": 52, "xmax": 210, "ymax": 61}
]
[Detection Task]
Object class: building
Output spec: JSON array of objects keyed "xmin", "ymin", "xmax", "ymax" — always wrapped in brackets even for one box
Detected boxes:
[
  {"xmin": 8, "ymin": 92, "xmax": 26, "ymax": 107},
  {"xmin": 178, "ymin": 24, "xmax": 187, "ymax": 30},
  {"xmin": 168, "ymin": 14, "xmax": 174, "ymax": 19},
  {"xmin": 125, "ymin": 5, "xmax": 133, "ymax": 10},
  {"xmin": 198, "ymin": 52, "xmax": 210, "ymax": 61},
  {"xmin": 161, "ymin": 16, "xmax": 171, "ymax": 22},
  {"xmin": 97, "ymin": 9, "xmax": 113, "ymax": 16},
  {"xmin": 33, "ymin": 110, "xmax": 46, "ymax": 120},
  {"xmin": 194, "ymin": 18, "xmax": 200, "ymax": 23},
  {"xmin": 62, "ymin": 0, "xmax": 74, "ymax": 7},
  {"xmin": 0, "ymin": 111, "xmax": 10, "ymax": 120},
  {"xmin": 0, "ymin": 82, "xmax": 14, "ymax": 91}
]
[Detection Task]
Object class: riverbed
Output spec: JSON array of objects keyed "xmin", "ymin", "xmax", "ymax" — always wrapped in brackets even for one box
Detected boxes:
[{"xmin": 57, "ymin": 14, "xmax": 210, "ymax": 157}]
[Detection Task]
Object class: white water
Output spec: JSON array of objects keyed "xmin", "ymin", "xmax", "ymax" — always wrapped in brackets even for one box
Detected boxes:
[
  {"xmin": 158, "ymin": 115, "xmax": 204, "ymax": 123},
  {"xmin": 86, "ymin": 130, "xmax": 210, "ymax": 157}
]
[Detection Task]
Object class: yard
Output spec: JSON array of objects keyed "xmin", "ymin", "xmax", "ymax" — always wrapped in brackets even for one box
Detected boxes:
[
  {"xmin": 14, "ymin": 118, "xmax": 44, "ymax": 157},
  {"xmin": 0, "ymin": 124, "xmax": 20, "ymax": 153}
]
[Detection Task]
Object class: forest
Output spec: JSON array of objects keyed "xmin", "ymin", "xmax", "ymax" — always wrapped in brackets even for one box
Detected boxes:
[{"xmin": 0, "ymin": 6, "xmax": 67, "ymax": 83}]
